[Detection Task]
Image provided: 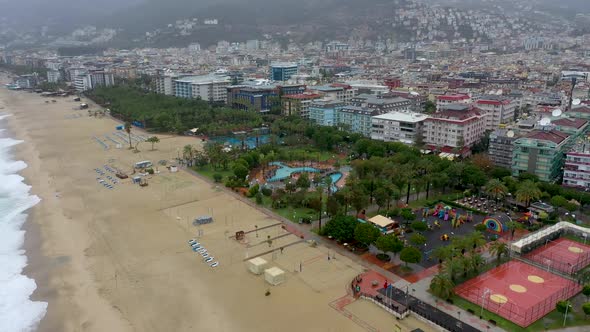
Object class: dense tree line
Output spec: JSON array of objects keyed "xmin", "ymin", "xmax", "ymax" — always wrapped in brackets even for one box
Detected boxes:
[{"xmin": 87, "ymin": 86, "xmax": 263, "ymax": 135}]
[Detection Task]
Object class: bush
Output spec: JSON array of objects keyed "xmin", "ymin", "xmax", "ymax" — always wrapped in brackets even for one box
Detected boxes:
[
  {"xmin": 213, "ymin": 173, "xmax": 223, "ymax": 183},
  {"xmin": 248, "ymin": 184, "xmax": 260, "ymax": 197},
  {"xmin": 387, "ymin": 208, "xmax": 401, "ymax": 217},
  {"xmin": 376, "ymin": 253, "xmax": 390, "ymax": 261},
  {"xmin": 411, "ymin": 221, "xmax": 428, "ymax": 232},
  {"xmin": 261, "ymin": 187, "xmax": 272, "ymax": 196},
  {"xmin": 475, "ymin": 224, "xmax": 488, "ymax": 232},
  {"xmin": 255, "ymin": 192, "xmax": 263, "ymax": 205},
  {"xmin": 145, "ymin": 168, "xmax": 154, "ymax": 174}
]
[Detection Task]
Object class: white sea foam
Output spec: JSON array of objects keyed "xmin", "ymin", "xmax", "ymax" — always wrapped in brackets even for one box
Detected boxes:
[{"xmin": 0, "ymin": 118, "xmax": 47, "ymax": 331}]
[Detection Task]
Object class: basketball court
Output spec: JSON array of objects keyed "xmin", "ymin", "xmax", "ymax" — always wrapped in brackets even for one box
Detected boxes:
[
  {"xmin": 455, "ymin": 261, "xmax": 582, "ymax": 327},
  {"xmin": 524, "ymin": 238, "xmax": 590, "ymax": 274}
]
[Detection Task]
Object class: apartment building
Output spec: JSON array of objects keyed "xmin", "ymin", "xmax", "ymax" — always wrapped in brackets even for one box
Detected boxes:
[
  {"xmin": 423, "ymin": 105, "xmax": 487, "ymax": 156},
  {"xmin": 308, "ymin": 84, "xmax": 354, "ymax": 103},
  {"xmin": 270, "ymin": 63, "xmax": 298, "ymax": 81},
  {"xmin": 566, "ymin": 105, "xmax": 590, "ymax": 121},
  {"xmin": 74, "ymin": 70, "xmax": 114, "ymax": 92},
  {"xmin": 563, "ymin": 141, "xmax": 590, "ymax": 189},
  {"xmin": 475, "ymin": 96, "xmax": 517, "ymax": 130},
  {"xmin": 489, "ymin": 129, "xmax": 519, "ymax": 169},
  {"xmin": 281, "ymin": 93, "xmax": 322, "ymax": 118},
  {"xmin": 336, "ymin": 106, "xmax": 375, "ymax": 137},
  {"xmin": 371, "ymin": 111, "xmax": 428, "ymax": 145},
  {"xmin": 308, "ymin": 100, "xmax": 345, "ymax": 127},
  {"xmin": 173, "ymin": 74, "xmax": 231, "ymax": 102},
  {"xmin": 512, "ymin": 130, "xmax": 570, "ymax": 182},
  {"xmin": 350, "ymin": 94, "xmax": 412, "ymax": 114},
  {"xmin": 436, "ymin": 94, "xmax": 471, "ymax": 110}
]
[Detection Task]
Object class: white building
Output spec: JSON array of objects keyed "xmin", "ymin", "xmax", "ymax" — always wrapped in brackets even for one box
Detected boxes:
[
  {"xmin": 371, "ymin": 111, "xmax": 428, "ymax": 145},
  {"xmin": 475, "ymin": 96, "xmax": 517, "ymax": 130},
  {"xmin": 74, "ymin": 70, "xmax": 114, "ymax": 92},
  {"xmin": 173, "ymin": 74, "xmax": 231, "ymax": 102},
  {"xmin": 47, "ymin": 70, "xmax": 62, "ymax": 83}
]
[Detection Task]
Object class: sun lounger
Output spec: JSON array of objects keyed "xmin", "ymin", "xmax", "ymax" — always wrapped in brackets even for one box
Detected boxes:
[
  {"xmin": 204, "ymin": 257, "xmax": 214, "ymax": 263},
  {"xmin": 210, "ymin": 262, "xmax": 219, "ymax": 268}
]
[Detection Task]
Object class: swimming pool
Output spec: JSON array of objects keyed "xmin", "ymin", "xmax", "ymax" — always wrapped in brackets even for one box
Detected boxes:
[
  {"xmin": 267, "ymin": 162, "xmax": 320, "ymax": 182},
  {"xmin": 328, "ymin": 172, "xmax": 343, "ymax": 192},
  {"xmin": 210, "ymin": 135, "xmax": 270, "ymax": 149}
]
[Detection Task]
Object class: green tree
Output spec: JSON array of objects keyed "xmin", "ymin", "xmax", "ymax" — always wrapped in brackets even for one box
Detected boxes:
[
  {"xmin": 375, "ymin": 234, "xmax": 404, "ymax": 258},
  {"xmin": 285, "ymin": 181, "xmax": 297, "ymax": 194},
  {"xmin": 350, "ymin": 188, "xmax": 369, "ymax": 214},
  {"xmin": 233, "ymin": 164, "xmax": 249, "ymax": 181},
  {"xmin": 374, "ymin": 187, "xmax": 389, "ymax": 212},
  {"xmin": 466, "ymin": 231, "xmax": 486, "ymax": 252},
  {"xmin": 400, "ymin": 246, "xmax": 422, "ymax": 267},
  {"xmin": 475, "ymin": 223, "xmax": 488, "ymax": 232},
  {"xmin": 583, "ymin": 302, "xmax": 590, "ymax": 318},
  {"xmin": 323, "ymin": 215, "xmax": 358, "ymax": 242},
  {"xmin": 255, "ymin": 192, "xmax": 263, "ymax": 204},
  {"xmin": 400, "ymin": 209, "xmax": 416, "ymax": 222},
  {"xmin": 442, "ymin": 258, "xmax": 462, "ymax": 282},
  {"xmin": 515, "ymin": 180, "xmax": 542, "ymax": 207},
  {"xmin": 583, "ymin": 284, "xmax": 590, "ymax": 300},
  {"xmin": 489, "ymin": 241, "xmax": 509, "ymax": 266},
  {"xmin": 326, "ymin": 196, "xmax": 340, "ymax": 216},
  {"xmin": 430, "ymin": 273, "xmax": 455, "ymax": 299},
  {"xmin": 551, "ymin": 195, "xmax": 568, "ymax": 208},
  {"xmin": 410, "ymin": 233, "xmax": 427, "ymax": 246},
  {"xmin": 146, "ymin": 136, "xmax": 160, "ymax": 150},
  {"xmin": 424, "ymin": 100, "xmax": 436, "ymax": 114},
  {"xmin": 556, "ymin": 300, "xmax": 572, "ymax": 314},
  {"xmin": 354, "ymin": 223, "xmax": 381, "ymax": 247},
  {"xmin": 432, "ymin": 245, "xmax": 454, "ymax": 264},
  {"xmin": 485, "ymin": 179, "xmax": 508, "ymax": 201},
  {"xmin": 296, "ymin": 173, "xmax": 311, "ymax": 190}
]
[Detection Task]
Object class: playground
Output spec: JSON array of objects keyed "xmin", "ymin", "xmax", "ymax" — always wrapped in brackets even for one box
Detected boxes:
[
  {"xmin": 455, "ymin": 260, "xmax": 582, "ymax": 327},
  {"xmin": 414, "ymin": 204, "xmax": 488, "ymax": 268},
  {"xmin": 524, "ymin": 238, "xmax": 590, "ymax": 275}
]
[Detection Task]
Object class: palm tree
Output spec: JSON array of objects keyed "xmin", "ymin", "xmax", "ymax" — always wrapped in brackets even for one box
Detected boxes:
[
  {"xmin": 489, "ymin": 241, "xmax": 509, "ymax": 266},
  {"xmin": 442, "ymin": 259, "xmax": 462, "ymax": 283},
  {"xmin": 459, "ymin": 256, "xmax": 475, "ymax": 277},
  {"xmin": 485, "ymin": 179, "xmax": 508, "ymax": 202},
  {"xmin": 430, "ymin": 273, "xmax": 455, "ymax": 300},
  {"xmin": 432, "ymin": 245, "xmax": 454, "ymax": 265},
  {"xmin": 506, "ymin": 221, "xmax": 524, "ymax": 240},
  {"xmin": 515, "ymin": 180, "xmax": 542, "ymax": 207},
  {"xmin": 124, "ymin": 121, "xmax": 133, "ymax": 149},
  {"xmin": 469, "ymin": 253, "xmax": 485, "ymax": 274},
  {"xmin": 466, "ymin": 231, "xmax": 486, "ymax": 252}
]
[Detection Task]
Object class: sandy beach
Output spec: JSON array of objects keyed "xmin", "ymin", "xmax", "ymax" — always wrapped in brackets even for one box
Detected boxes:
[{"xmin": 0, "ymin": 72, "xmax": 436, "ymax": 332}]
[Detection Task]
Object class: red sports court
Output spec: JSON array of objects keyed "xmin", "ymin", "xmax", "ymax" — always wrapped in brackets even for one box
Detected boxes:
[
  {"xmin": 525, "ymin": 238, "xmax": 590, "ymax": 274},
  {"xmin": 455, "ymin": 261, "xmax": 582, "ymax": 327}
]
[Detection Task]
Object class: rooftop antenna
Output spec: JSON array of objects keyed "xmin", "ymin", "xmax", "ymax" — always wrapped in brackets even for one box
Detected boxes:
[
  {"xmin": 552, "ymin": 109, "xmax": 563, "ymax": 117},
  {"xmin": 539, "ymin": 117, "xmax": 552, "ymax": 126},
  {"xmin": 573, "ymin": 98, "xmax": 581, "ymax": 106},
  {"xmin": 506, "ymin": 130, "xmax": 515, "ymax": 138}
]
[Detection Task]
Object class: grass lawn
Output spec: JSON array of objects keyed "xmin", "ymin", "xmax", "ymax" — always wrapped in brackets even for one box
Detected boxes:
[
  {"xmin": 248, "ymin": 194, "xmax": 317, "ymax": 223},
  {"xmin": 451, "ymin": 295, "xmax": 589, "ymax": 331},
  {"xmin": 193, "ymin": 164, "xmax": 233, "ymax": 182}
]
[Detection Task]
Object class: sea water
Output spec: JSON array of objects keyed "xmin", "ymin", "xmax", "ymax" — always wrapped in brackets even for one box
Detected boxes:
[{"xmin": 0, "ymin": 114, "xmax": 47, "ymax": 332}]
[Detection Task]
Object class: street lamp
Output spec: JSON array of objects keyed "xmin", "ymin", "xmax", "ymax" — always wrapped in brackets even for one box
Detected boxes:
[{"xmin": 480, "ymin": 288, "xmax": 490, "ymax": 318}]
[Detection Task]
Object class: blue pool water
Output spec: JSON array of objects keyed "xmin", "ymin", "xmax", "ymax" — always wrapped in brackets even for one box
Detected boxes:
[
  {"xmin": 328, "ymin": 172, "xmax": 343, "ymax": 192},
  {"xmin": 211, "ymin": 135, "xmax": 270, "ymax": 150},
  {"xmin": 267, "ymin": 162, "xmax": 320, "ymax": 182}
]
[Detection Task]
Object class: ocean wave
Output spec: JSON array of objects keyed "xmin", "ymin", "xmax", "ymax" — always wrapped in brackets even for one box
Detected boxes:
[{"xmin": 0, "ymin": 121, "xmax": 47, "ymax": 331}]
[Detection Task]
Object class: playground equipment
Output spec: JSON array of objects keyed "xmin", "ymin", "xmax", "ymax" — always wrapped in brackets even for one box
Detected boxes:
[
  {"xmin": 483, "ymin": 215, "xmax": 511, "ymax": 234},
  {"xmin": 440, "ymin": 234, "xmax": 450, "ymax": 241}
]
